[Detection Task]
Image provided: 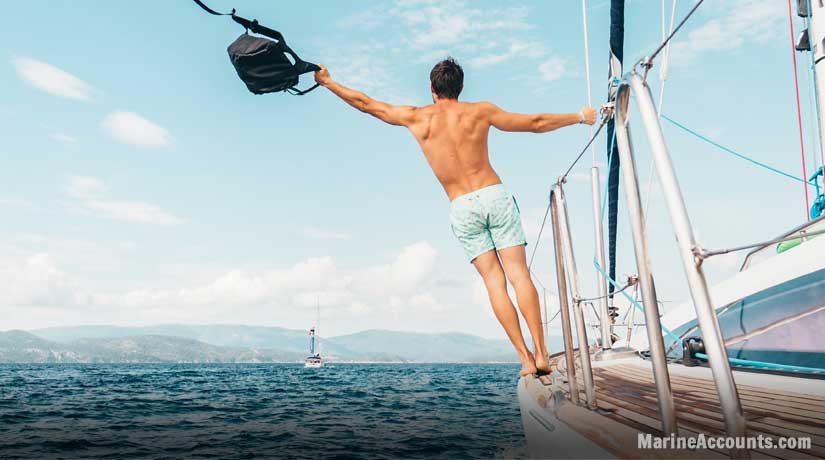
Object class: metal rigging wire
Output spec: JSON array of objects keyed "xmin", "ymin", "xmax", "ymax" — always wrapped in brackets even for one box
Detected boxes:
[
  {"xmin": 561, "ymin": 117, "xmax": 609, "ymax": 180},
  {"xmin": 528, "ymin": 116, "xmax": 607, "ymax": 272},
  {"xmin": 644, "ymin": 0, "xmax": 704, "ymax": 67}
]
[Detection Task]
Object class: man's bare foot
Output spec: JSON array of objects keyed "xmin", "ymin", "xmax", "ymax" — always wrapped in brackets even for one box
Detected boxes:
[
  {"xmin": 519, "ymin": 351, "xmax": 538, "ymax": 376},
  {"xmin": 535, "ymin": 349, "xmax": 551, "ymax": 374}
]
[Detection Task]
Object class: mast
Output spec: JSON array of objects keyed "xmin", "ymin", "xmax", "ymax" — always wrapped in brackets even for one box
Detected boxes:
[
  {"xmin": 582, "ymin": 0, "xmax": 613, "ymax": 351},
  {"xmin": 802, "ymin": 0, "xmax": 825, "ymax": 169},
  {"xmin": 309, "ymin": 327, "xmax": 316, "ymax": 355},
  {"xmin": 316, "ymin": 295, "xmax": 321, "ymax": 355},
  {"xmin": 606, "ymin": 0, "xmax": 625, "ymax": 301}
]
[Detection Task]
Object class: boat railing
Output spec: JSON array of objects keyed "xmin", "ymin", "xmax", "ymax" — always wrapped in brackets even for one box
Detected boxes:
[
  {"xmin": 550, "ymin": 182, "xmax": 596, "ymax": 409},
  {"xmin": 739, "ymin": 214, "xmax": 825, "ymax": 270},
  {"xmin": 548, "ymin": 69, "xmax": 749, "ymax": 451}
]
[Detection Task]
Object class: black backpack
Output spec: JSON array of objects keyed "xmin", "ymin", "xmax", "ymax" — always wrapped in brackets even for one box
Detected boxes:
[
  {"xmin": 194, "ymin": 0, "xmax": 320, "ymax": 96},
  {"xmin": 227, "ymin": 31, "xmax": 320, "ymax": 95}
]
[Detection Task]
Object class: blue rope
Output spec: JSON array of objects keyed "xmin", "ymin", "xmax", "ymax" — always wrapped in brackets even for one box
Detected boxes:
[
  {"xmin": 695, "ymin": 352, "xmax": 825, "ymax": 374},
  {"xmin": 661, "ymin": 114, "xmax": 816, "ymax": 188},
  {"xmin": 591, "ymin": 257, "xmax": 683, "ymax": 345}
]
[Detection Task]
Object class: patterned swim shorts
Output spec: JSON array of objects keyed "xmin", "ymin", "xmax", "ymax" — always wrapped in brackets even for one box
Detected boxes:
[{"xmin": 449, "ymin": 184, "xmax": 527, "ymax": 262}]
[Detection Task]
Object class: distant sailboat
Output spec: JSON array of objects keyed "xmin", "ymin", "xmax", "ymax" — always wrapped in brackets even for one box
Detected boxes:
[{"xmin": 304, "ymin": 297, "xmax": 323, "ymax": 368}]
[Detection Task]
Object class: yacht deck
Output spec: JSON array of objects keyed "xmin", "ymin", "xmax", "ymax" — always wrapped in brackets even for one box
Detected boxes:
[{"xmin": 533, "ymin": 352, "xmax": 825, "ymax": 459}]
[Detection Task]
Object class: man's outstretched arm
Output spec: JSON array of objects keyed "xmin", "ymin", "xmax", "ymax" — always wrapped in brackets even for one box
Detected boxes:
[
  {"xmin": 481, "ymin": 102, "xmax": 597, "ymax": 133},
  {"xmin": 315, "ymin": 65, "xmax": 416, "ymax": 127}
]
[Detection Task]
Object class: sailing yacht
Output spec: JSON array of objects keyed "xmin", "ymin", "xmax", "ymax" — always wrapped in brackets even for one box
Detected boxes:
[
  {"xmin": 519, "ymin": 1, "xmax": 825, "ymax": 459},
  {"xmin": 304, "ymin": 298, "xmax": 323, "ymax": 368}
]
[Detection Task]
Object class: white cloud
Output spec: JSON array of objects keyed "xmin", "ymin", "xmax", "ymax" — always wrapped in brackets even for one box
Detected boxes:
[
  {"xmin": 302, "ymin": 227, "xmax": 351, "ymax": 241},
  {"xmin": 83, "ymin": 200, "xmax": 184, "ymax": 226},
  {"xmin": 49, "ymin": 132, "xmax": 77, "ymax": 144},
  {"xmin": 353, "ymin": 241, "xmax": 438, "ymax": 298},
  {"xmin": 538, "ymin": 57, "xmax": 569, "ymax": 82},
  {"xmin": 52, "ymin": 241, "xmax": 443, "ymax": 326},
  {"xmin": 0, "ymin": 253, "xmax": 71, "ymax": 306},
  {"xmin": 392, "ymin": 3, "xmax": 533, "ymax": 50},
  {"xmin": 11, "ymin": 57, "xmax": 94, "ymax": 101},
  {"xmin": 468, "ymin": 40, "xmax": 546, "ymax": 68},
  {"xmin": 66, "ymin": 175, "xmax": 184, "ymax": 226},
  {"xmin": 0, "ymin": 239, "xmax": 514, "ymax": 336},
  {"xmin": 67, "ymin": 175, "xmax": 107, "ymax": 199},
  {"xmin": 670, "ymin": 0, "xmax": 785, "ymax": 66},
  {"xmin": 0, "ymin": 241, "xmax": 443, "ymax": 316},
  {"xmin": 101, "ymin": 111, "xmax": 172, "ymax": 148}
]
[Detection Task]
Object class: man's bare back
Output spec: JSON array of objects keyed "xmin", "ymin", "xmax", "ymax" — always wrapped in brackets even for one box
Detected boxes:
[
  {"xmin": 314, "ymin": 58, "xmax": 595, "ymax": 376},
  {"xmin": 405, "ymin": 101, "xmax": 501, "ymax": 200}
]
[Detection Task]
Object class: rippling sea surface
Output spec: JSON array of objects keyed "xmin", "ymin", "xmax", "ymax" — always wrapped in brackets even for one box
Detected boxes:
[{"xmin": 0, "ymin": 364, "xmax": 526, "ymax": 460}]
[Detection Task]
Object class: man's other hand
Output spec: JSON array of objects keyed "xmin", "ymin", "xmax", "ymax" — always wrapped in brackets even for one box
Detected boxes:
[
  {"xmin": 580, "ymin": 106, "xmax": 597, "ymax": 125},
  {"xmin": 314, "ymin": 64, "xmax": 332, "ymax": 87}
]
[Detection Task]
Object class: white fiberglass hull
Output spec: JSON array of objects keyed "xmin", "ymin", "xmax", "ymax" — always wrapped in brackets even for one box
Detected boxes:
[
  {"xmin": 304, "ymin": 358, "xmax": 324, "ymax": 368},
  {"xmin": 517, "ymin": 377, "xmax": 614, "ymax": 460},
  {"xmin": 630, "ymin": 231, "xmax": 825, "ymax": 351}
]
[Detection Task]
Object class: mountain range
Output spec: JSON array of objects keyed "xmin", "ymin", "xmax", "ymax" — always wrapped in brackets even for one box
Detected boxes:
[{"xmin": 0, "ymin": 324, "xmax": 522, "ymax": 364}]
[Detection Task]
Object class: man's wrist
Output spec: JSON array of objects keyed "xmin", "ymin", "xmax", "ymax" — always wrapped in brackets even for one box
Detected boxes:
[{"xmin": 578, "ymin": 110, "xmax": 585, "ymax": 124}]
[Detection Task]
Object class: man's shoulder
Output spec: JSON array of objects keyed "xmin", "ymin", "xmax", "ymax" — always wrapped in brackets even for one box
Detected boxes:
[
  {"xmin": 416, "ymin": 101, "xmax": 492, "ymax": 109},
  {"xmin": 411, "ymin": 101, "xmax": 495, "ymax": 119},
  {"xmin": 466, "ymin": 101, "xmax": 498, "ymax": 113}
]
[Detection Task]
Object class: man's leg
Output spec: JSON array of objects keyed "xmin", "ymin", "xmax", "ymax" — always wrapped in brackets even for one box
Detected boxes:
[
  {"xmin": 497, "ymin": 245, "xmax": 549, "ymax": 372},
  {"xmin": 472, "ymin": 249, "xmax": 537, "ymax": 376}
]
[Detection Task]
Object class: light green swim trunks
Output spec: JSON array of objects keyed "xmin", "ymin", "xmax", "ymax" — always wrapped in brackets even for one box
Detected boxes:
[{"xmin": 449, "ymin": 184, "xmax": 527, "ymax": 262}]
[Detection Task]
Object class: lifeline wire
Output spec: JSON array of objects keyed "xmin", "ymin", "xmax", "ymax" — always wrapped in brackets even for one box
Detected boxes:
[
  {"xmin": 528, "ymin": 204, "xmax": 551, "ymax": 271},
  {"xmin": 697, "ymin": 226, "xmax": 825, "ymax": 259},
  {"xmin": 591, "ymin": 257, "xmax": 683, "ymax": 345},
  {"xmin": 577, "ymin": 278, "xmax": 634, "ymax": 303}
]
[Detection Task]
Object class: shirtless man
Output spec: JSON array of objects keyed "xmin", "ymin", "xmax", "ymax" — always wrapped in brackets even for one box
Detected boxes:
[{"xmin": 315, "ymin": 58, "xmax": 597, "ymax": 376}]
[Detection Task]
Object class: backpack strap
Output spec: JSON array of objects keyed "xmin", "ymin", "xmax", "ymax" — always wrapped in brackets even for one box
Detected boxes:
[
  {"xmin": 286, "ymin": 83, "xmax": 321, "ymax": 96},
  {"xmin": 192, "ymin": 0, "xmax": 233, "ymax": 16}
]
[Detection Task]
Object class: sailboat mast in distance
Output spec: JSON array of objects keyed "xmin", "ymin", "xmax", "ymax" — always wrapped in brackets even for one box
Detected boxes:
[{"xmin": 304, "ymin": 294, "xmax": 324, "ymax": 368}]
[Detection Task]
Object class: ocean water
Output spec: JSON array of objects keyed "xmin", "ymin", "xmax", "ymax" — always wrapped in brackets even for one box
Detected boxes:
[{"xmin": 0, "ymin": 364, "xmax": 526, "ymax": 460}]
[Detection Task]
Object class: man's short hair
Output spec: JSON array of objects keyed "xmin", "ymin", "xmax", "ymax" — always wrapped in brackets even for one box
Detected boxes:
[{"xmin": 430, "ymin": 57, "xmax": 464, "ymax": 100}]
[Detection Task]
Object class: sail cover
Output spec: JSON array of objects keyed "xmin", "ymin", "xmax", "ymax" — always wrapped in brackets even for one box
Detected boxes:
[{"xmin": 606, "ymin": 0, "xmax": 625, "ymax": 297}]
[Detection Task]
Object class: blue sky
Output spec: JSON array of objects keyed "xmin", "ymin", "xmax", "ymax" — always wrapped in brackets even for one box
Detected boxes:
[{"xmin": 0, "ymin": 0, "xmax": 817, "ymax": 339}]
